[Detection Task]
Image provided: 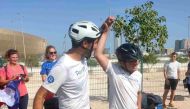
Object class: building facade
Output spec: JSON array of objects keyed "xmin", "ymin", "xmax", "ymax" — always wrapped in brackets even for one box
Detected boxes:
[
  {"xmin": 0, "ymin": 29, "xmax": 47, "ymax": 57},
  {"xmin": 175, "ymin": 39, "xmax": 190, "ymax": 52},
  {"xmin": 163, "ymin": 48, "xmax": 174, "ymax": 55}
]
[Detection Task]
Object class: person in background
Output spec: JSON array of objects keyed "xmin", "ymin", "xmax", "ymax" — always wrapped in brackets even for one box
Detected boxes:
[
  {"xmin": 162, "ymin": 52, "xmax": 181, "ymax": 108},
  {"xmin": 40, "ymin": 45, "xmax": 58, "ymax": 82},
  {"xmin": 40, "ymin": 45, "xmax": 59, "ymax": 109},
  {"xmin": 185, "ymin": 51, "xmax": 190, "ymax": 96},
  {"xmin": 94, "ymin": 16, "xmax": 142, "ymax": 109},
  {"xmin": 0, "ymin": 49, "xmax": 29, "ymax": 109},
  {"xmin": 33, "ymin": 17, "xmax": 106, "ymax": 109}
]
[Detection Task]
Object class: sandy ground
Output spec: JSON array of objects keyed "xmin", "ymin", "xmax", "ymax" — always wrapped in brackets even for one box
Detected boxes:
[
  {"xmin": 1, "ymin": 65, "xmax": 190, "ymax": 109},
  {"xmin": 90, "ymin": 100, "xmax": 108, "ymax": 109},
  {"xmin": 89, "ymin": 65, "xmax": 190, "ymax": 109}
]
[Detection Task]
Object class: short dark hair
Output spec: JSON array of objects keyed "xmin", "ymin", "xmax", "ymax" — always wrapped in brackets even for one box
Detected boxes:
[
  {"xmin": 71, "ymin": 37, "xmax": 97, "ymax": 48},
  {"xmin": 71, "ymin": 39, "xmax": 81, "ymax": 48},
  {"xmin": 45, "ymin": 45, "xmax": 56, "ymax": 59},
  {"xmin": 171, "ymin": 52, "xmax": 177, "ymax": 56},
  {"xmin": 5, "ymin": 49, "xmax": 19, "ymax": 59}
]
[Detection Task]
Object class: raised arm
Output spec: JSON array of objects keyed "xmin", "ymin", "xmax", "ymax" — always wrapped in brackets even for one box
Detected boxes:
[{"xmin": 94, "ymin": 16, "xmax": 115, "ymax": 71}]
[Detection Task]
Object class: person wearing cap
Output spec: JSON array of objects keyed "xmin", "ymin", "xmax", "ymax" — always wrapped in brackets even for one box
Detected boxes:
[
  {"xmin": 33, "ymin": 17, "xmax": 112, "ymax": 109},
  {"xmin": 94, "ymin": 16, "xmax": 142, "ymax": 109},
  {"xmin": 185, "ymin": 51, "xmax": 190, "ymax": 97},
  {"xmin": 162, "ymin": 52, "xmax": 181, "ymax": 108}
]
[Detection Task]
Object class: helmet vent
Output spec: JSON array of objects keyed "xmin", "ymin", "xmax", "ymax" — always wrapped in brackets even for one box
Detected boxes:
[
  {"xmin": 121, "ymin": 48, "xmax": 128, "ymax": 52},
  {"xmin": 78, "ymin": 25, "xmax": 87, "ymax": 28},
  {"xmin": 72, "ymin": 28, "xmax": 79, "ymax": 34},
  {"xmin": 93, "ymin": 26, "xmax": 99, "ymax": 30},
  {"xmin": 69, "ymin": 21, "xmax": 101, "ymax": 41},
  {"xmin": 81, "ymin": 21, "xmax": 88, "ymax": 23},
  {"xmin": 96, "ymin": 32, "xmax": 101, "ymax": 36},
  {"xmin": 91, "ymin": 27, "xmax": 98, "ymax": 32}
]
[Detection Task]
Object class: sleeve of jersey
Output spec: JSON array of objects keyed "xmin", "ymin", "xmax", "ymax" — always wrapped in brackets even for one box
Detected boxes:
[
  {"xmin": 40, "ymin": 63, "xmax": 47, "ymax": 75},
  {"xmin": 42, "ymin": 65, "xmax": 67, "ymax": 94}
]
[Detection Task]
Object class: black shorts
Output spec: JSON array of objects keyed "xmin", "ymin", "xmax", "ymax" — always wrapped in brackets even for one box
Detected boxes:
[
  {"xmin": 164, "ymin": 79, "xmax": 178, "ymax": 90},
  {"xmin": 44, "ymin": 97, "xmax": 59, "ymax": 109}
]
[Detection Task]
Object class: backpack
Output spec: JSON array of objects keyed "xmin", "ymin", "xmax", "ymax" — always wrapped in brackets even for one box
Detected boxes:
[
  {"xmin": 147, "ymin": 93, "xmax": 162, "ymax": 106},
  {"xmin": 142, "ymin": 92, "xmax": 162, "ymax": 109}
]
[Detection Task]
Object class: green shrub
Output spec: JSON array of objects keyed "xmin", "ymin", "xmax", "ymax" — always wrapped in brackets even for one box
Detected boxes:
[
  {"xmin": 25, "ymin": 55, "xmax": 41, "ymax": 67},
  {"xmin": 0, "ymin": 58, "xmax": 6, "ymax": 67},
  {"xmin": 87, "ymin": 58, "xmax": 97, "ymax": 67},
  {"xmin": 176, "ymin": 56, "xmax": 188, "ymax": 63}
]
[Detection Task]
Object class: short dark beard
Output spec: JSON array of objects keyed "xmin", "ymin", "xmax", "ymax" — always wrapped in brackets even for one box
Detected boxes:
[{"xmin": 83, "ymin": 48, "xmax": 92, "ymax": 59}]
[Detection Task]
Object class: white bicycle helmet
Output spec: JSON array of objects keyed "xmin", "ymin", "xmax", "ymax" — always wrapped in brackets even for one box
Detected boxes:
[{"xmin": 69, "ymin": 21, "xmax": 101, "ymax": 42}]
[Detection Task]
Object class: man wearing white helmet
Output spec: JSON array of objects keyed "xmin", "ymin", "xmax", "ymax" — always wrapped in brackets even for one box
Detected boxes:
[{"xmin": 33, "ymin": 17, "xmax": 111, "ymax": 109}]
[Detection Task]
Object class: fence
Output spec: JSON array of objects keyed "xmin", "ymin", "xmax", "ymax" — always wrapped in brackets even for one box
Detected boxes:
[
  {"xmin": 1, "ymin": 62, "xmax": 189, "ymax": 109},
  {"xmin": 142, "ymin": 62, "xmax": 188, "ymax": 96},
  {"xmin": 89, "ymin": 62, "xmax": 189, "ymax": 100}
]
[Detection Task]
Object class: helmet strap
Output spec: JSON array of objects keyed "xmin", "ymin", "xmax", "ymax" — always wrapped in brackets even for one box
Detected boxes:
[{"xmin": 81, "ymin": 41, "xmax": 94, "ymax": 59}]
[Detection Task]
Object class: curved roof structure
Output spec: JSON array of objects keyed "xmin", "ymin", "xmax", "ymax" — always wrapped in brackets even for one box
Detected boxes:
[{"xmin": 0, "ymin": 28, "xmax": 47, "ymax": 57}]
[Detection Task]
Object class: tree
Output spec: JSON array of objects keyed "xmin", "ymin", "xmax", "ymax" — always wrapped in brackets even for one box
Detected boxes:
[
  {"xmin": 25, "ymin": 55, "xmax": 41, "ymax": 67},
  {"xmin": 0, "ymin": 57, "xmax": 6, "ymax": 67},
  {"xmin": 87, "ymin": 58, "xmax": 97, "ymax": 67},
  {"xmin": 143, "ymin": 53, "xmax": 159, "ymax": 73},
  {"xmin": 112, "ymin": 1, "xmax": 168, "ymax": 52},
  {"xmin": 176, "ymin": 55, "xmax": 189, "ymax": 63}
]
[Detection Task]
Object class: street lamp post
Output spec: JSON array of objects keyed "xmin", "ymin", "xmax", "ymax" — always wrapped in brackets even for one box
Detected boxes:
[
  {"xmin": 63, "ymin": 34, "xmax": 67, "ymax": 53},
  {"xmin": 11, "ymin": 20, "xmax": 17, "ymax": 49},
  {"xmin": 21, "ymin": 21, "xmax": 26, "ymax": 62},
  {"xmin": 17, "ymin": 13, "xmax": 26, "ymax": 62}
]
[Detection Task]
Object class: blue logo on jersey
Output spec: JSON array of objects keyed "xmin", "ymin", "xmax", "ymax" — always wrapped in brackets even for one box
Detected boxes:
[{"xmin": 47, "ymin": 75, "xmax": 54, "ymax": 83}]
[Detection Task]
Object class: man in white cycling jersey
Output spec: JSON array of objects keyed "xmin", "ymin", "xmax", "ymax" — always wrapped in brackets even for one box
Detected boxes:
[{"xmin": 33, "ymin": 17, "xmax": 112, "ymax": 109}]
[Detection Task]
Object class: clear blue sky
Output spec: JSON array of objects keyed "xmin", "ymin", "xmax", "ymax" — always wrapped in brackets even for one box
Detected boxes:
[{"xmin": 1, "ymin": 0, "xmax": 190, "ymax": 54}]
